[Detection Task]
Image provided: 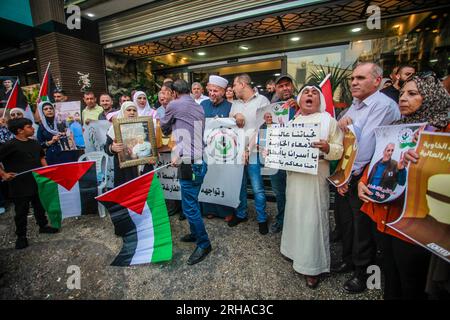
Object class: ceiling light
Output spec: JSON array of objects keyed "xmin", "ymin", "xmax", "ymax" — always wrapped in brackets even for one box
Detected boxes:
[
  {"xmin": 432, "ymin": 29, "xmax": 439, "ymax": 33},
  {"xmin": 182, "ymin": 57, "xmax": 187, "ymax": 61},
  {"xmin": 416, "ymin": 28, "xmax": 421, "ymax": 32},
  {"xmin": 429, "ymin": 59, "xmax": 438, "ymax": 63},
  {"xmin": 356, "ymin": 40, "xmax": 362, "ymax": 43},
  {"xmin": 8, "ymin": 62, "xmax": 21, "ymax": 67},
  {"xmin": 431, "ymin": 15, "xmax": 438, "ymax": 19},
  {"xmin": 351, "ymin": 27, "xmax": 362, "ymax": 33},
  {"xmin": 290, "ymin": 36, "xmax": 300, "ymax": 41},
  {"xmin": 86, "ymin": 13, "xmax": 95, "ymax": 18},
  {"xmin": 197, "ymin": 51, "xmax": 206, "ymax": 56},
  {"xmin": 257, "ymin": 85, "xmax": 262, "ymax": 88},
  {"xmin": 274, "ymin": 73, "xmax": 281, "ymax": 76},
  {"xmin": 27, "ymin": 71, "xmax": 37, "ymax": 75},
  {"xmin": 392, "ymin": 24, "xmax": 400, "ymax": 28},
  {"xmin": 239, "ymin": 45, "xmax": 249, "ymax": 50}
]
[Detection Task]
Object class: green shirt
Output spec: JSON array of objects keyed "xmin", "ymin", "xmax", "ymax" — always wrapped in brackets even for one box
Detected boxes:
[{"xmin": 82, "ymin": 105, "xmax": 103, "ymax": 125}]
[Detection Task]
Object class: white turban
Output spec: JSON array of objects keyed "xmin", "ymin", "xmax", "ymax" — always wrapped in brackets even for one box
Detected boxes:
[{"xmin": 208, "ymin": 75, "xmax": 228, "ymax": 89}]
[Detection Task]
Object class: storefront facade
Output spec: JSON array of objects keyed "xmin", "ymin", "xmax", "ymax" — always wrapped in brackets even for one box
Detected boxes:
[{"xmin": 99, "ymin": 0, "xmax": 450, "ymax": 105}]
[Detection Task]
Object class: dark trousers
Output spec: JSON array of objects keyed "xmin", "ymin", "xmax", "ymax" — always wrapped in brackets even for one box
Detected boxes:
[
  {"xmin": 381, "ymin": 232, "xmax": 430, "ymax": 300},
  {"xmin": 13, "ymin": 195, "xmax": 48, "ymax": 238},
  {"xmin": 335, "ymin": 174, "xmax": 377, "ymax": 268}
]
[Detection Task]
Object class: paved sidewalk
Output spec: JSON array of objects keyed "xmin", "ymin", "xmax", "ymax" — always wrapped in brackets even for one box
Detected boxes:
[{"xmin": 0, "ymin": 201, "xmax": 382, "ymax": 300}]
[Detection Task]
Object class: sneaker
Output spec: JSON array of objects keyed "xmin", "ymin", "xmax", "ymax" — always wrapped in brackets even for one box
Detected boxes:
[
  {"xmin": 259, "ymin": 221, "xmax": 269, "ymax": 235},
  {"xmin": 39, "ymin": 226, "xmax": 59, "ymax": 234},
  {"xmin": 15, "ymin": 237, "xmax": 28, "ymax": 250},
  {"xmin": 270, "ymin": 222, "xmax": 283, "ymax": 233},
  {"xmin": 0, "ymin": 207, "xmax": 5, "ymax": 215},
  {"xmin": 227, "ymin": 215, "xmax": 248, "ymax": 227}
]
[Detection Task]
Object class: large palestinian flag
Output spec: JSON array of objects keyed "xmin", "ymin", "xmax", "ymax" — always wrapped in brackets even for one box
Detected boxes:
[
  {"xmin": 38, "ymin": 62, "xmax": 56, "ymax": 103},
  {"xmin": 32, "ymin": 161, "xmax": 98, "ymax": 228},
  {"xmin": 96, "ymin": 171, "xmax": 172, "ymax": 266}
]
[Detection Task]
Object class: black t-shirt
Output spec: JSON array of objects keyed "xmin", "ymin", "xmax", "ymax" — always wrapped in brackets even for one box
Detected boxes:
[
  {"xmin": 0, "ymin": 138, "xmax": 45, "ymax": 197},
  {"xmin": 380, "ymin": 85, "xmax": 399, "ymax": 104}
]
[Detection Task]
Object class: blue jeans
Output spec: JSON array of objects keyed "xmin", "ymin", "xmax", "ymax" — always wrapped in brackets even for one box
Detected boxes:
[
  {"xmin": 237, "ymin": 163, "xmax": 267, "ymax": 222},
  {"xmin": 270, "ymin": 170, "xmax": 286, "ymax": 225},
  {"xmin": 179, "ymin": 161, "xmax": 210, "ymax": 249}
]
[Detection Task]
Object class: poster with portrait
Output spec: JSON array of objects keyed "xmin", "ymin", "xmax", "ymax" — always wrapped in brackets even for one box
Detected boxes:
[
  {"xmin": 83, "ymin": 120, "xmax": 115, "ymax": 189},
  {"xmin": 256, "ymin": 101, "xmax": 290, "ymax": 127},
  {"xmin": 388, "ymin": 132, "xmax": 450, "ymax": 262},
  {"xmin": 113, "ymin": 116, "xmax": 157, "ymax": 168},
  {"xmin": 328, "ymin": 125, "xmax": 358, "ymax": 187},
  {"xmin": 366, "ymin": 123, "xmax": 424, "ymax": 203},
  {"xmin": 154, "ymin": 119, "xmax": 175, "ymax": 153}
]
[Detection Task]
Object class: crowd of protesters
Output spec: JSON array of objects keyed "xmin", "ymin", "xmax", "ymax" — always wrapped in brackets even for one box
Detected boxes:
[{"xmin": 0, "ymin": 60, "xmax": 449, "ymax": 299}]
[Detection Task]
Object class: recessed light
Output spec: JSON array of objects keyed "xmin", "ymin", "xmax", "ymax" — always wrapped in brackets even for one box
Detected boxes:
[
  {"xmin": 169, "ymin": 53, "xmax": 175, "ymax": 56},
  {"xmin": 356, "ymin": 40, "xmax": 362, "ymax": 43},
  {"xmin": 86, "ymin": 13, "xmax": 95, "ymax": 18},
  {"xmin": 274, "ymin": 73, "xmax": 281, "ymax": 76},
  {"xmin": 239, "ymin": 45, "xmax": 249, "ymax": 50},
  {"xmin": 290, "ymin": 36, "xmax": 300, "ymax": 41},
  {"xmin": 416, "ymin": 28, "xmax": 421, "ymax": 32},
  {"xmin": 392, "ymin": 24, "xmax": 400, "ymax": 28},
  {"xmin": 182, "ymin": 57, "xmax": 187, "ymax": 61},
  {"xmin": 197, "ymin": 51, "xmax": 206, "ymax": 56},
  {"xmin": 351, "ymin": 27, "xmax": 362, "ymax": 33},
  {"xmin": 431, "ymin": 15, "xmax": 438, "ymax": 19},
  {"xmin": 432, "ymin": 29, "xmax": 439, "ymax": 33}
]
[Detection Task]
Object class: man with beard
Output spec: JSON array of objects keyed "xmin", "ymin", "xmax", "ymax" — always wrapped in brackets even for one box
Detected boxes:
[
  {"xmin": 200, "ymin": 75, "xmax": 234, "ymax": 221},
  {"xmin": 381, "ymin": 64, "xmax": 415, "ymax": 103}
]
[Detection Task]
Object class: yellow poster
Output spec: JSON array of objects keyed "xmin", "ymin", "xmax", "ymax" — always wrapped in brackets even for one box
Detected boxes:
[
  {"xmin": 388, "ymin": 132, "xmax": 450, "ymax": 262},
  {"xmin": 328, "ymin": 125, "xmax": 358, "ymax": 187}
]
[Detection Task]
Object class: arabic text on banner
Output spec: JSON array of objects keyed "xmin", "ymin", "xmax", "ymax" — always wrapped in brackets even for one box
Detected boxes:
[
  {"xmin": 388, "ymin": 131, "xmax": 450, "ymax": 262},
  {"xmin": 366, "ymin": 123, "xmax": 424, "ymax": 203},
  {"xmin": 265, "ymin": 122, "xmax": 320, "ymax": 175}
]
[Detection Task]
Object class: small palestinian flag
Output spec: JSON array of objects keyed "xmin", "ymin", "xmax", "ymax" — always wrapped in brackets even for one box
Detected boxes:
[
  {"xmin": 38, "ymin": 62, "xmax": 56, "ymax": 103},
  {"xmin": 96, "ymin": 171, "xmax": 172, "ymax": 266},
  {"xmin": 320, "ymin": 75, "xmax": 335, "ymax": 118},
  {"xmin": 32, "ymin": 161, "xmax": 98, "ymax": 228}
]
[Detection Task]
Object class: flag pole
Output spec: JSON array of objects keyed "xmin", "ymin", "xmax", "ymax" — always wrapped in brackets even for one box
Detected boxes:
[
  {"xmin": 319, "ymin": 73, "xmax": 331, "ymax": 88},
  {"xmin": 37, "ymin": 62, "xmax": 51, "ymax": 101}
]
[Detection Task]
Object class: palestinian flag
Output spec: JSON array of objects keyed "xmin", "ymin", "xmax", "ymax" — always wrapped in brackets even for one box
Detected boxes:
[
  {"xmin": 38, "ymin": 62, "xmax": 56, "ymax": 103},
  {"xmin": 32, "ymin": 161, "xmax": 98, "ymax": 228},
  {"xmin": 320, "ymin": 75, "xmax": 335, "ymax": 118},
  {"xmin": 96, "ymin": 171, "xmax": 172, "ymax": 266}
]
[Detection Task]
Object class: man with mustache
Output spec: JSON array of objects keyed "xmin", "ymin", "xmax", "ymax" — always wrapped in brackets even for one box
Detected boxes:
[{"xmin": 381, "ymin": 64, "xmax": 415, "ymax": 103}]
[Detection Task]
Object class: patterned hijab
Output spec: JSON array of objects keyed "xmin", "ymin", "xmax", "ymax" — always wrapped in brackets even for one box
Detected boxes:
[{"xmin": 394, "ymin": 72, "xmax": 449, "ymax": 129}]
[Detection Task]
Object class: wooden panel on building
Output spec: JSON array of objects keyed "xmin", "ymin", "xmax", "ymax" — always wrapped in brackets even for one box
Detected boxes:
[{"xmin": 35, "ymin": 32, "xmax": 107, "ymax": 103}]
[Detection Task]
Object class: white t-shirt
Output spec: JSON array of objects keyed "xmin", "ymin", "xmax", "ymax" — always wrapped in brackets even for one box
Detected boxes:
[{"xmin": 230, "ymin": 93, "xmax": 270, "ymax": 143}]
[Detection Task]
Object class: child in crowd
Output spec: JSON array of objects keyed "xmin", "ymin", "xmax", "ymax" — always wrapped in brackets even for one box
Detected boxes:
[{"xmin": 0, "ymin": 118, "xmax": 59, "ymax": 249}]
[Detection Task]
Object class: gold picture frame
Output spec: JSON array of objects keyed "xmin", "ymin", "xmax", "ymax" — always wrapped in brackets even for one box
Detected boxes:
[{"xmin": 113, "ymin": 116, "xmax": 158, "ymax": 168}]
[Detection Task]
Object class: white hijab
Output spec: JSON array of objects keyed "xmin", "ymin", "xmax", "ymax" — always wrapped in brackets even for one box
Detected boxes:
[
  {"xmin": 107, "ymin": 101, "xmax": 138, "ymax": 139},
  {"xmin": 295, "ymin": 85, "xmax": 331, "ymax": 139},
  {"xmin": 37, "ymin": 101, "xmax": 60, "ymax": 135},
  {"xmin": 133, "ymin": 91, "xmax": 156, "ymax": 118}
]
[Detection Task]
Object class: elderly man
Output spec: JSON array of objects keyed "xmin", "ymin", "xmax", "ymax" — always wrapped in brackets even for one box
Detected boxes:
[
  {"xmin": 98, "ymin": 93, "xmax": 117, "ymax": 120},
  {"xmin": 381, "ymin": 64, "xmax": 415, "ymax": 103},
  {"xmin": 191, "ymin": 82, "xmax": 209, "ymax": 105},
  {"xmin": 200, "ymin": 75, "xmax": 234, "ymax": 221},
  {"xmin": 81, "ymin": 91, "xmax": 103, "ymax": 125},
  {"xmin": 264, "ymin": 74, "xmax": 299, "ymax": 233},
  {"xmin": 333, "ymin": 62, "xmax": 400, "ymax": 293},
  {"xmin": 229, "ymin": 74, "xmax": 270, "ymax": 235},
  {"xmin": 160, "ymin": 79, "xmax": 211, "ymax": 265}
]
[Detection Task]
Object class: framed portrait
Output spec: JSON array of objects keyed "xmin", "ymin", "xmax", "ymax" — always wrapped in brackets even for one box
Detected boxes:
[
  {"xmin": 113, "ymin": 116, "xmax": 158, "ymax": 168},
  {"xmin": 155, "ymin": 119, "xmax": 176, "ymax": 153}
]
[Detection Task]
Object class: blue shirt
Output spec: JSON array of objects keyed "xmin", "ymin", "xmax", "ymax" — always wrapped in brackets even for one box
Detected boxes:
[
  {"xmin": 69, "ymin": 121, "xmax": 85, "ymax": 147},
  {"xmin": 343, "ymin": 91, "xmax": 400, "ymax": 175},
  {"xmin": 201, "ymin": 98, "xmax": 232, "ymax": 118}
]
